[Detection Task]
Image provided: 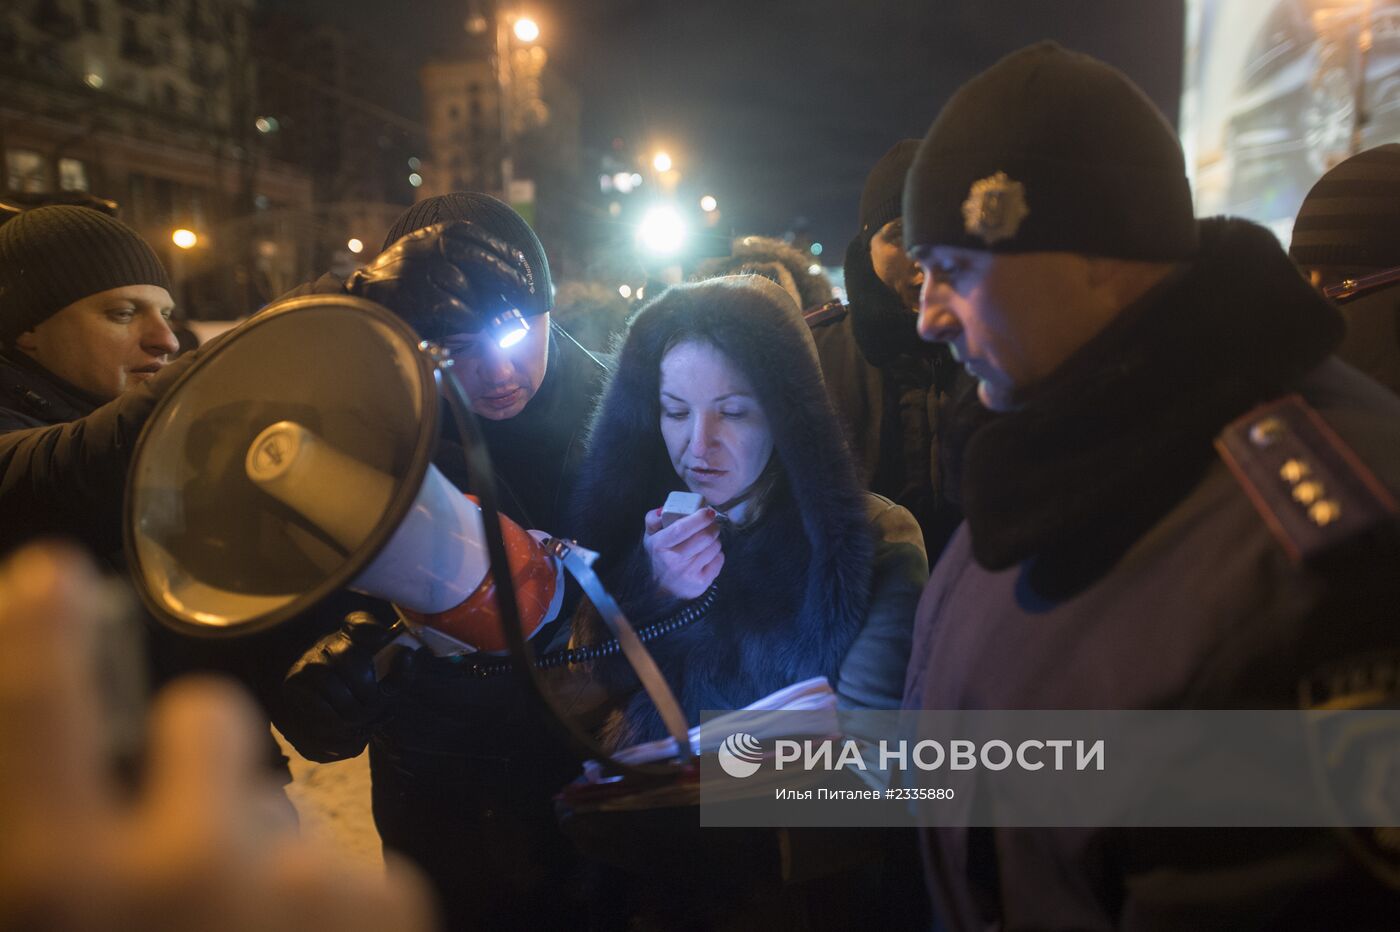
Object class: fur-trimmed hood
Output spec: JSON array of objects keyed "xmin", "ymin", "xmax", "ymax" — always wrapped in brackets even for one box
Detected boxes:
[{"xmin": 567, "ymin": 275, "xmax": 874, "ymax": 745}]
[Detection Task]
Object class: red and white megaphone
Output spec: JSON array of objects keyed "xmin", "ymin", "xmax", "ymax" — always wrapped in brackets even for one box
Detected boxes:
[
  {"xmin": 124, "ymin": 295, "xmax": 556, "ymax": 653},
  {"xmin": 243, "ymin": 419, "xmax": 559, "ymax": 655}
]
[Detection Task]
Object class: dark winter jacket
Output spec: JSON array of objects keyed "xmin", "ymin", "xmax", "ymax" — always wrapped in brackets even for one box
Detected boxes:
[
  {"xmin": 0, "ymin": 348, "xmax": 198, "ymax": 557},
  {"xmin": 905, "ymin": 218, "xmax": 1400, "ymax": 930},
  {"xmin": 568, "ymin": 274, "xmax": 926, "ymax": 748},
  {"xmin": 807, "ymin": 235, "xmax": 964, "ymax": 560}
]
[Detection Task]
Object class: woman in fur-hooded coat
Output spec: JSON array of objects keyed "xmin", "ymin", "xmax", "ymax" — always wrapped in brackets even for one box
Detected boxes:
[{"xmin": 568, "ymin": 274, "xmax": 926, "ymax": 748}]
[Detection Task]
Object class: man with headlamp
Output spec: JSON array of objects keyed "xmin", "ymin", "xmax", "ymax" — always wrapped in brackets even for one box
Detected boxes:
[{"xmin": 275, "ymin": 193, "xmax": 610, "ymax": 932}]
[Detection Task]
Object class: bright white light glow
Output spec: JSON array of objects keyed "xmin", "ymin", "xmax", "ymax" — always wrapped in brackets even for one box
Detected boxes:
[
  {"xmin": 513, "ymin": 17, "xmax": 540, "ymax": 42},
  {"xmin": 618, "ymin": 284, "xmax": 633, "ymax": 298},
  {"xmin": 498, "ymin": 326, "xmax": 528, "ymax": 349},
  {"xmin": 700, "ymin": 195, "xmax": 718, "ymax": 212},
  {"xmin": 807, "ymin": 263, "xmax": 822, "ymax": 275},
  {"xmin": 408, "ymin": 172, "xmax": 423, "ymax": 187},
  {"xmin": 347, "ymin": 238, "xmax": 364, "ymax": 254},
  {"xmin": 172, "ymin": 229, "xmax": 198, "ymax": 249},
  {"xmin": 638, "ymin": 205, "xmax": 687, "ymax": 257},
  {"xmin": 84, "ymin": 72, "xmax": 104, "ymax": 89},
  {"xmin": 613, "ymin": 172, "xmax": 635, "ymax": 193},
  {"xmin": 652, "ymin": 151, "xmax": 673, "ymax": 173}
]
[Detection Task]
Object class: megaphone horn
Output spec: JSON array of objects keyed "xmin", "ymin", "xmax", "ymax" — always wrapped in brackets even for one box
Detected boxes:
[{"xmin": 245, "ymin": 420, "xmax": 560, "ymax": 655}]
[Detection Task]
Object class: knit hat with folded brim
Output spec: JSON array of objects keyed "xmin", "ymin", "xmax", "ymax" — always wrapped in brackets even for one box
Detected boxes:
[
  {"xmin": 904, "ymin": 41, "xmax": 1198, "ymax": 261},
  {"xmin": 0, "ymin": 205, "xmax": 169, "ymax": 345},
  {"xmin": 1290, "ymin": 144, "xmax": 1400, "ymax": 271}
]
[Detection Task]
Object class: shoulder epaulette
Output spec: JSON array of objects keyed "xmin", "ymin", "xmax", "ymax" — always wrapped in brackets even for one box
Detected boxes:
[
  {"xmin": 803, "ymin": 300, "xmax": 848, "ymax": 329},
  {"xmin": 1215, "ymin": 394, "xmax": 1399, "ymax": 564},
  {"xmin": 1323, "ymin": 264, "xmax": 1400, "ymax": 303}
]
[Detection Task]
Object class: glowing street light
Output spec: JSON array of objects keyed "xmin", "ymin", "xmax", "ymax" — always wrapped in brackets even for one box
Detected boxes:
[
  {"xmin": 700, "ymin": 195, "xmax": 718, "ymax": 213},
  {"xmin": 637, "ymin": 205, "xmax": 687, "ymax": 257},
  {"xmin": 513, "ymin": 17, "xmax": 540, "ymax": 42},
  {"xmin": 618, "ymin": 284, "xmax": 633, "ymax": 299},
  {"xmin": 652, "ymin": 151, "xmax": 673, "ymax": 173},
  {"xmin": 172, "ymin": 229, "xmax": 198, "ymax": 249},
  {"xmin": 347, "ymin": 238, "xmax": 364, "ymax": 254}
]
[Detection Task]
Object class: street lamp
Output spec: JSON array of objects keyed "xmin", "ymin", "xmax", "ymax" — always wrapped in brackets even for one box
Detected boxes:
[
  {"xmin": 700, "ymin": 194, "xmax": 717, "ymax": 213},
  {"xmin": 172, "ymin": 229, "xmax": 198, "ymax": 249},
  {"xmin": 513, "ymin": 16, "xmax": 540, "ymax": 42},
  {"xmin": 638, "ymin": 205, "xmax": 687, "ymax": 258},
  {"xmin": 652, "ymin": 151, "xmax": 673, "ymax": 173}
]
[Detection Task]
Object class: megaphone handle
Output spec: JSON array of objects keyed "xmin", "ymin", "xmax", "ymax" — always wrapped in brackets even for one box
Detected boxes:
[{"xmin": 372, "ymin": 622, "xmax": 423, "ymax": 681}]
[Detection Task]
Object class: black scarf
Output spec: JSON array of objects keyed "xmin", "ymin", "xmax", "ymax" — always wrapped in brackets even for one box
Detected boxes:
[{"xmin": 956, "ymin": 218, "xmax": 1344, "ymax": 601}]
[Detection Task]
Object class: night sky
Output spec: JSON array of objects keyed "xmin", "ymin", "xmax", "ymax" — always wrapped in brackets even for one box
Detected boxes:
[{"xmin": 265, "ymin": 0, "xmax": 1185, "ymax": 257}]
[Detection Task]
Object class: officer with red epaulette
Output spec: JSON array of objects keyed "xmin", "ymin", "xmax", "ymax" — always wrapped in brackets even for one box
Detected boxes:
[
  {"xmin": 901, "ymin": 42, "xmax": 1400, "ymax": 930},
  {"xmin": 806, "ymin": 140, "xmax": 966, "ymax": 561}
]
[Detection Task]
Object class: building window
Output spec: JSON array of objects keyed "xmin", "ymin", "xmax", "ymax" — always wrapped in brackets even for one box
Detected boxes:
[
  {"xmin": 5, "ymin": 150, "xmax": 49, "ymax": 192},
  {"xmin": 58, "ymin": 158, "xmax": 89, "ymax": 192}
]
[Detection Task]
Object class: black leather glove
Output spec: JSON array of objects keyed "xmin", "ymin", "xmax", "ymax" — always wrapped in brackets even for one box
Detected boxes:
[
  {"xmin": 277, "ymin": 612, "xmax": 420, "ymax": 763},
  {"xmin": 344, "ymin": 220, "xmax": 538, "ymax": 341}
]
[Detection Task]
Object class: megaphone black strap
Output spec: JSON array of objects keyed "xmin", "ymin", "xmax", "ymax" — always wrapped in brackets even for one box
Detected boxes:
[{"xmin": 460, "ymin": 584, "xmax": 718, "ymax": 677}]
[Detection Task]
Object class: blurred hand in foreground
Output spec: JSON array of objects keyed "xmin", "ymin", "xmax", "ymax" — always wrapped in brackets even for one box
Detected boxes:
[{"xmin": 0, "ymin": 543, "xmax": 436, "ymax": 932}]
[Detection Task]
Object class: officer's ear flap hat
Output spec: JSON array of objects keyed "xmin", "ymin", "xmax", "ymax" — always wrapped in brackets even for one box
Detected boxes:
[
  {"xmin": 381, "ymin": 192, "xmax": 552, "ymax": 316},
  {"xmin": 903, "ymin": 41, "xmax": 1198, "ymax": 261},
  {"xmin": 0, "ymin": 205, "xmax": 170, "ymax": 347},
  {"xmin": 1290, "ymin": 143, "xmax": 1400, "ymax": 272}
]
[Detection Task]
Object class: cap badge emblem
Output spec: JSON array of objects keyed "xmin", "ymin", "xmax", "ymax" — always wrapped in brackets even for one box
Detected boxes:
[{"xmin": 962, "ymin": 171, "xmax": 1029, "ymax": 245}]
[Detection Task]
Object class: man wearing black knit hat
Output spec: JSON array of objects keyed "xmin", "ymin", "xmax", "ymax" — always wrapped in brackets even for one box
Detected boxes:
[
  {"xmin": 275, "ymin": 193, "xmax": 608, "ymax": 932},
  {"xmin": 901, "ymin": 43, "xmax": 1400, "ymax": 929},
  {"xmin": 0, "ymin": 205, "xmax": 178, "ymax": 426},
  {"xmin": 1291, "ymin": 144, "xmax": 1400, "ymax": 396},
  {"xmin": 0, "ymin": 205, "xmax": 192, "ymax": 556},
  {"xmin": 807, "ymin": 139, "xmax": 965, "ymax": 560}
]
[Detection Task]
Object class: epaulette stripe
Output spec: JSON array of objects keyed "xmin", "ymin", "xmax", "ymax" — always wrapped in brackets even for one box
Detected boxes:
[
  {"xmin": 1215, "ymin": 394, "xmax": 1399, "ymax": 565},
  {"xmin": 1297, "ymin": 400, "xmax": 1400, "ymax": 512},
  {"xmin": 803, "ymin": 300, "xmax": 847, "ymax": 328},
  {"xmin": 1217, "ymin": 435, "xmax": 1304, "ymax": 564}
]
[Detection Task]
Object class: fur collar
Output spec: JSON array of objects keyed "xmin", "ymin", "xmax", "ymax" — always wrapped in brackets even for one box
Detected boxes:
[{"xmin": 957, "ymin": 217, "xmax": 1344, "ymax": 601}]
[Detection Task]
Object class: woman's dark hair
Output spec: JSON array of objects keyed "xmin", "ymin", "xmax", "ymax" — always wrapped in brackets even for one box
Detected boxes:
[{"xmin": 568, "ymin": 275, "xmax": 867, "ymax": 574}]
